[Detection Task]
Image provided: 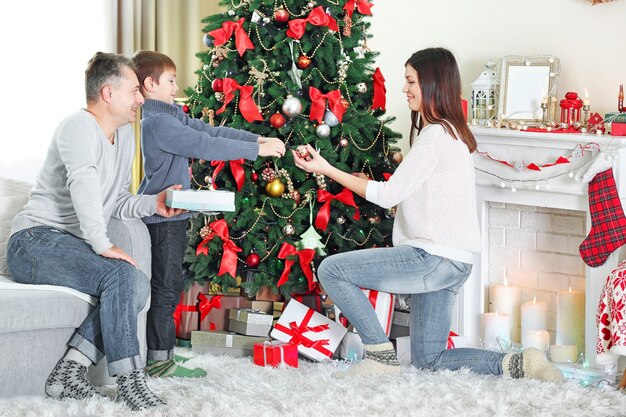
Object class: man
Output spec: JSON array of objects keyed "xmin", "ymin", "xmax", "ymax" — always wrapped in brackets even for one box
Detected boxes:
[{"xmin": 6, "ymin": 52, "xmax": 181, "ymax": 411}]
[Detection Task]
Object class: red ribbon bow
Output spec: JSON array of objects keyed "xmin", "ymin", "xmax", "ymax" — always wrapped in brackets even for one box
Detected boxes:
[
  {"xmin": 315, "ymin": 188, "xmax": 360, "ymax": 231},
  {"xmin": 308, "ymin": 86, "xmax": 346, "ymax": 124},
  {"xmin": 343, "ymin": 0, "xmax": 373, "ymax": 18},
  {"xmin": 211, "ymin": 159, "xmax": 245, "ymax": 191},
  {"xmin": 273, "ymin": 308, "xmax": 332, "ymax": 357},
  {"xmin": 197, "ymin": 294, "xmax": 223, "ymax": 323},
  {"xmin": 277, "ymin": 243, "xmax": 316, "ymax": 291},
  {"xmin": 208, "ymin": 18, "xmax": 254, "ymax": 57},
  {"xmin": 196, "ymin": 219, "xmax": 242, "ymax": 278},
  {"xmin": 447, "ymin": 331, "xmax": 459, "ymax": 349},
  {"xmin": 173, "ymin": 299, "xmax": 197, "ymax": 334},
  {"xmin": 217, "ymin": 78, "xmax": 263, "ymax": 123},
  {"xmin": 286, "ymin": 6, "xmax": 339, "ymax": 39},
  {"xmin": 371, "ymin": 67, "xmax": 386, "ymax": 111}
]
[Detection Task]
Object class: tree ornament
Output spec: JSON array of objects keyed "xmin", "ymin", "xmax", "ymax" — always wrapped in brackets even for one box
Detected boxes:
[
  {"xmin": 270, "ymin": 112, "xmax": 286, "ymax": 128},
  {"xmin": 242, "ymin": 197, "xmax": 250, "ymax": 205},
  {"xmin": 339, "ymin": 138, "xmax": 349, "ymax": 148},
  {"xmin": 265, "ymin": 178, "xmax": 285, "ymax": 197},
  {"xmin": 368, "ymin": 215, "xmax": 381, "ymax": 225},
  {"xmin": 282, "ymin": 223, "xmax": 296, "ymax": 236},
  {"xmin": 337, "ymin": 216, "xmax": 346, "ymax": 225},
  {"xmin": 316, "ymin": 123, "xmax": 331, "ymax": 138},
  {"xmin": 204, "ymin": 175, "xmax": 213, "ymax": 186},
  {"xmin": 323, "ymin": 110, "xmax": 340, "ymax": 127},
  {"xmin": 211, "ymin": 78, "xmax": 224, "ymax": 92},
  {"xmin": 282, "ymin": 95, "xmax": 303, "ymax": 117},
  {"xmin": 251, "ymin": 172, "xmax": 258, "ymax": 182},
  {"xmin": 295, "ymin": 145, "xmax": 310, "ymax": 159},
  {"xmin": 199, "ymin": 224, "xmax": 211, "ymax": 239},
  {"xmin": 296, "ymin": 55, "xmax": 312, "ymax": 69},
  {"xmin": 356, "ymin": 82, "xmax": 367, "ymax": 93},
  {"xmin": 341, "ymin": 98, "xmax": 350, "ymax": 109},
  {"xmin": 384, "ymin": 207, "xmax": 397, "ymax": 218},
  {"xmin": 246, "ymin": 253, "xmax": 260, "ymax": 267},
  {"xmin": 261, "ymin": 167, "xmax": 276, "ymax": 182},
  {"xmin": 391, "ymin": 151, "xmax": 403, "ymax": 164},
  {"xmin": 203, "ymin": 33, "xmax": 214, "ymax": 47},
  {"xmin": 182, "ymin": 104, "xmax": 190, "ymax": 113},
  {"xmin": 215, "ymin": 92, "xmax": 225, "ymax": 102},
  {"xmin": 274, "ymin": 7, "xmax": 289, "ymax": 23},
  {"xmin": 291, "ymin": 189, "xmax": 302, "ymax": 205}
]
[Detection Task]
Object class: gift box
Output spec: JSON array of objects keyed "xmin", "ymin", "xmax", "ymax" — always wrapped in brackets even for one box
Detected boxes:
[
  {"xmin": 396, "ymin": 336, "xmax": 411, "ymax": 364},
  {"xmin": 271, "ymin": 299, "xmax": 347, "ymax": 362},
  {"xmin": 291, "ymin": 293, "xmax": 324, "ymax": 313},
  {"xmin": 198, "ymin": 294, "xmax": 252, "ymax": 332},
  {"xmin": 165, "ymin": 189, "xmax": 235, "ymax": 212},
  {"xmin": 191, "ymin": 330, "xmax": 270, "ymax": 357},
  {"xmin": 249, "ymin": 300, "xmax": 274, "ymax": 315},
  {"xmin": 228, "ymin": 308, "xmax": 273, "ymax": 337},
  {"xmin": 612, "ymin": 122, "xmax": 626, "ymax": 136},
  {"xmin": 606, "ymin": 112, "xmax": 626, "ymax": 136},
  {"xmin": 174, "ymin": 282, "xmax": 209, "ymax": 340},
  {"xmin": 253, "ymin": 341, "xmax": 298, "ymax": 368},
  {"xmin": 335, "ymin": 289, "xmax": 395, "ymax": 336},
  {"xmin": 337, "ymin": 332, "xmax": 364, "ymax": 362}
]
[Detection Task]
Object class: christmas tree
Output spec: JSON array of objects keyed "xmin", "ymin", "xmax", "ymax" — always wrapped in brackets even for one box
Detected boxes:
[{"xmin": 183, "ymin": 0, "xmax": 402, "ymax": 299}]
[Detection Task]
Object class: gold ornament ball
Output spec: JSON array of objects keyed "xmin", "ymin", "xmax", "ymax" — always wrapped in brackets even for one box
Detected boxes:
[
  {"xmin": 265, "ymin": 178, "xmax": 285, "ymax": 197},
  {"xmin": 391, "ymin": 151, "xmax": 403, "ymax": 164}
]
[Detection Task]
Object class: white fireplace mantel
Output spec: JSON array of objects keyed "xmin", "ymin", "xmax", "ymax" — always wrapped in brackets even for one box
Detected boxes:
[{"xmin": 457, "ymin": 127, "xmax": 626, "ymax": 368}]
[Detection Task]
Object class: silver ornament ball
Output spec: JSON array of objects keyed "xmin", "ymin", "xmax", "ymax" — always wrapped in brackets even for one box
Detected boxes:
[
  {"xmin": 323, "ymin": 110, "xmax": 340, "ymax": 127},
  {"xmin": 316, "ymin": 123, "xmax": 331, "ymax": 138},
  {"xmin": 282, "ymin": 223, "xmax": 296, "ymax": 236},
  {"xmin": 339, "ymin": 138, "xmax": 349, "ymax": 148},
  {"xmin": 282, "ymin": 95, "xmax": 303, "ymax": 117},
  {"xmin": 356, "ymin": 82, "xmax": 367, "ymax": 93}
]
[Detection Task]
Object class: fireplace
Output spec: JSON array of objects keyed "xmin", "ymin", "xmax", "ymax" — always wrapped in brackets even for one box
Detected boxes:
[{"xmin": 455, "ymin": 127, "xmax": 626, "ymax": 368}]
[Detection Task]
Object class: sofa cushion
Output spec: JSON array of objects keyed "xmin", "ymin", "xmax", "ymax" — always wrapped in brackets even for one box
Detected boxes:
[{"xmin": 0, "ymin": 195, "xmax": 29, "ymax": 277}]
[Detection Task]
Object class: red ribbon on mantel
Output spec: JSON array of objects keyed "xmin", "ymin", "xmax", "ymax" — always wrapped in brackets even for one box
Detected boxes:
[
  {"xmin": 208, "ymin": 18, "xmax": 254, "ymax": 56},
  {"xmin": 308, "ymin": 86, "xmax": 346, "ymax": 124},
  {"xmin": 273, "ymin": 308, "xmax": 332, "ymax": 357},
  {"xmin": 315, "ymin": 188, "xmax": 360, "ymax": 232},
  {"xmin": 371, "ymin": 67, "xmax": 386, "ymax": 111},
  {"xmin": 286, "ymin": 6, "xmax": 339, "ymax": 39},
  {"xmin": 277, "ymin": 243, "xmax": 316, "ymax": 291},
  {"xmin": 343, "ymin": 0, "xmax": 373, "ymax": 18},
  {"xmin": 195, "ymin": 219, "xmax": 242, "ymax": 278},
  {"xmin": 197, "ymin": 294, "xmax": 223, "ymax": 323},
  {"xmin": 217, "ymin": 78, "xmax": 263, "ymax": 123},
  {"xmin": 211, "ymin": 159, "xmax": 245, "ymax": 191}
]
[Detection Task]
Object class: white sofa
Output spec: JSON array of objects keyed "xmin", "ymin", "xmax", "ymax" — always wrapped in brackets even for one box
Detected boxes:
[{"xmin": 0, "ymin": 178, "xmax": 151, "ymax": 397}]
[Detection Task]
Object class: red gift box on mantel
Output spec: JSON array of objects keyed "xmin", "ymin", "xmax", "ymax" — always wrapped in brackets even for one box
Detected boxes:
[
  {"xmin": 253, "ymin": 341, "xmax": 298, "ymax": 368},
  {"xmin": 197, "ymin": 294, "xmax": 252, "ymax": 332},
  {"xmin": 174, "ymin": 281, "xmax": 210, "ymax": 340}
]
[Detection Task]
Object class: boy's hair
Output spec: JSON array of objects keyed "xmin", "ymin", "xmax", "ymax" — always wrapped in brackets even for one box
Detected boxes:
[
  {"xmin": 85, "ymin": 52, "xmax": 134, "ymax": 104},
  {"xmin": 131, "ymin": 51, "xmax": 176, "ymax": 95}
]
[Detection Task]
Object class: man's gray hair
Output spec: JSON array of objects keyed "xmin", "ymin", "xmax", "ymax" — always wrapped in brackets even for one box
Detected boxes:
[{"xmin": 85, "ymin": 52, "xmax": 134, "ymax": 104}]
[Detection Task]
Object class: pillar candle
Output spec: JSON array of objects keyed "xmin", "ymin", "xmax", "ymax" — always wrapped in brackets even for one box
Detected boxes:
[
  {"xmin": 556, "ymin": 288, "xmax": 585, "ymax": 352},
  {"xmin": 483, "ymin": 311, "xmax": 511, "ymax": 350},
  {"xmin": 522, "ymin": 329, "xmax": 550, "ymax": 351},
  {"xmin": 521, "ymin": 297, "xmax": 547, "ymax": 335},
  {"xmin": 489, "ymin": 282, "xmax": 520, "ymax": 342},
  {"xmin": 549, "ymin": 345, "xmax": 578, "ymax": 364}
]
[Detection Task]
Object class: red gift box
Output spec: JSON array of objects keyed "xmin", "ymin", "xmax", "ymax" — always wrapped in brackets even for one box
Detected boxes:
[
  {"xmin": 198, "ymin": 294, "xmax": 252, "ymax": 332},
  {"xmin": 612, "ymin": 122, "xmax": 626, "ymax": 136},
  {"xmin": 174, "ymin": 282, "xmax": 210, "ymax": 340},
  {"xmin": 253, "ymin": 341, "xmax": 298, "ymax": 368}
]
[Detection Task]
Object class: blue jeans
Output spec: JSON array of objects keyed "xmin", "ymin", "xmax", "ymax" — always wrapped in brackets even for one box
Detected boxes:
[
  {"xmin": 145, "ymin": 220, "xmax": 188, "ymax": 361},
  {"xmin": 7, "ymin": 226, "xmax": 150, "ymax": 377},
  {"xmin": 318, "ymin": 245, "xmax": 505, "ymax": 375}
]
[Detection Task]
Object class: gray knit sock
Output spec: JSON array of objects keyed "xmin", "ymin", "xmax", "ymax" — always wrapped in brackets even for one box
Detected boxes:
[
  {"xmin": 45, "ymin": 359, "xmax": 104, "ymax": 400},
  {"xmin": 333, "ymin": 342, "xmax": 401, "ymax": 378},
  {"xmin": 502, "ymin": 348, "xmax": 564, "ymax": 382},
  {"xmin": 117, "ymin": 369, "xmax": 166, "ymax": 411}
]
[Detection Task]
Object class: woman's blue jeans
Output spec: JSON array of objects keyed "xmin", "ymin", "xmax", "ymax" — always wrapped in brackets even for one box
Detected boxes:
[
  {"xmin": 7, "ymin": 226, "xmax": 150, "ymax": 377},
  {"xmin": 318, "ymin": 245, "xmax": 505, "ymax": 375}
]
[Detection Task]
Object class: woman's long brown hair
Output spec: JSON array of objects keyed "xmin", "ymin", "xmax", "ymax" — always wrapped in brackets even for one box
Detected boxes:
[{"xmin": 405, "ymin": 48, "xmax": 476, "ymax": 152}]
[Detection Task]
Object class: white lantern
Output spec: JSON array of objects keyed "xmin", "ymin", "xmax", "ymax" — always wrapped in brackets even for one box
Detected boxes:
[{"xmin": 471, "ymin": 60, "xmax": 499, "ymax": 126}]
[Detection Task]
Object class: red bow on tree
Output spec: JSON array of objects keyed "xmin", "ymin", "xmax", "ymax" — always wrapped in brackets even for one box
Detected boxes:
[
  {"xmin": 315, "ymin": 188, "xmax": 360, "ymax": 231},
  {"xmin": 196, "ymin": 219, "xmax": 242, "ymax": 278},
  {"xmin": 211, "ymin": 159, "xmax": 245, "ymax": 191},
  {"xmin": 309, "ymin": 86, "xmax": 346, "ymax": 124},
  {"xmin": 208, "ymin": 18, "xmax": 254, "ymax": 56},
  {"xmin": 277, "ymin": 243, "xmax": 316, "ymax": 291},
  {"xmin": 343, "ymin": 0, "xmax": 373, "ymax": 18},
  {"xmin": 371, "ymin": 67, "xmax": 386, "ymax": 111},
  {"xmin": 286, "ymin": 6, "xmax": 339, "ymax": 39},
  {"xmin": 216, "ymin": 78, "xmax": 263, "ymax": 123}
]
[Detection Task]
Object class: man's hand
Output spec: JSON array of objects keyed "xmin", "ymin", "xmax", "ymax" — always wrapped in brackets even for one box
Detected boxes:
[
  {"xmin": 156, "ymin": 184, "xmax": 185, "ymax": 218},
  {"xmin": 101, "ymin": 245, "xmax": 137, "ymax": 267},
  {"xmin": 258, "ymin": 137, "xmax": 286, "ymax": 158}
]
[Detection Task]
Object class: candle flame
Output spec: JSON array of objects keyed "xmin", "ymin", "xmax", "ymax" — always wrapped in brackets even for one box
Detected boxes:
[
  {"xmin": 584, "ymin": 88, "xmax": 589, "ymax": 99},
  {"xmin": 569, "ymin": 286, "xmax": 572, "ymax": 293},
  {"xmin": 495, "ymin": 310, "xmax": 499, "ymax": 316},
  {"xmin": 504, "ymin": 278, "xmax": 508, "ymax": 287},
  {"xmin": 532, "ymin": 296, "xmax": 537, "ymax": 304}
]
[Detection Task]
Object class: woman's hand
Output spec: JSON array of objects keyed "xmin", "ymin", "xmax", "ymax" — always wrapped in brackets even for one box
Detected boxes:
[
  {"xmin": 291, "ymin": 144, "xmax": 331, "ymax": 175},
  {"xmin": 258, "ymin": 137, "xmax": 286, "ymax": 157}
]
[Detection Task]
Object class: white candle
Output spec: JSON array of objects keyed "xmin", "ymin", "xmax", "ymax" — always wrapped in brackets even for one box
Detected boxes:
[
  {"xmin": 489, "ymin": 280, "xmax": 520, "ymax": 342},
  {"xmin": 483, "ymin": 311, "xmax": 511, "ymax": 349},
  {"xmin": 521, "ymin": 297, "xmax": 547, "ymax": 336},
  {"xmin": 522, "ymin": 330, "xmax": 550, "ymax": 351},
  {"xmin": 549, "ymin": 345, "xmax": 578, "ymax": 363},
  {"xmin": 556, "ymin": 287, "xmax": 585, "ymax": 352},
  {"xmin": 583, "ymin": 88, "xmax": 590, "ymax": 106}
]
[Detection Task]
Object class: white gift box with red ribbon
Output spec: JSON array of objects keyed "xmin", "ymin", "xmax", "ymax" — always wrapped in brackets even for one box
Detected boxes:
[
  {"xmin": 334, "ymin": 289, "xmax": 395, "ymax": 336},
  {"xmin": 270, "ymin": 299, "xmax": 347, "ymax": 362}
]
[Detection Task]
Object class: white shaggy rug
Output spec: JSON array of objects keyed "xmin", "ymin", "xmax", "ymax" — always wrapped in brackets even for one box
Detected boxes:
[{"xmin": 2, "ymin": 349, "xmax": 626, "ymax": 417}]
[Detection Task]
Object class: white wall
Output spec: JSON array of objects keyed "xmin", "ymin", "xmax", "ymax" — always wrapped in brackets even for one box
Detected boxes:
[{"xmin": 369, "ymin": 0, "xmax": 626, "ymax": 153}]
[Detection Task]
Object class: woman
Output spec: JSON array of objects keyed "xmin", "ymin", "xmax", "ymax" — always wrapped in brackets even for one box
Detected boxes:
[{"xmin": 293, "ymin": 47, "xmax": 562, "ymax": 382}]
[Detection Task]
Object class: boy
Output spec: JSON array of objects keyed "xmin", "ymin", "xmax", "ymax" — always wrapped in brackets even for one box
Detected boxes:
[{"xmin": 131, "ymin": 50, "xmax": 285, "ymax": 378}]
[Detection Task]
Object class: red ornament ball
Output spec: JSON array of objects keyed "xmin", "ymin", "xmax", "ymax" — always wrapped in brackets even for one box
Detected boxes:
[
  {"xmin": 211, "ymin": 78, "xmax": 224, "ymax": 92},
  {"xmin": 296, "ymin": 55, "xmax": 312, "ymax": 69},
  {"xmin": 269, "ymin": 112, "xmax": 286, "ymax": 128},
  {"xmin": 251, "ymin": 172, "xmax": 258, "ymax": 181},
  {"xmin": 274, "ymin": 8, "xmax": 289, "ymax": 23},
  {"xmin": 340, "ymin": 98, "xmax": 350, "ymax": 109},
  {"xmin": 182, "ymin": 104, "xmax": 190, "ymax": 113},
  {"xmin": 246, "ymin": 253, "xmax": 260, "ymax": 267}
]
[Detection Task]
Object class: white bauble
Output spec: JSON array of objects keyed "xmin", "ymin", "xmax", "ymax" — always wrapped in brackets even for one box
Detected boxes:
[
  {"xmin": 323, "ymin": 110, "xmax": 340, "ymax": 127},
  {"xmin": 282, "ymin": 95, "xmax": 303, "ymax": 117},
  {"xmin": 316, "ymin": 123, "xmax": 331, "ymax": 138}
]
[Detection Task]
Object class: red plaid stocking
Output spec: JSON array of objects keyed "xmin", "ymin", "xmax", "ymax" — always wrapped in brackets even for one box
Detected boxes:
[{"xmin": 579, "ymin": 168, "xmax": 626, "ymax": 267}]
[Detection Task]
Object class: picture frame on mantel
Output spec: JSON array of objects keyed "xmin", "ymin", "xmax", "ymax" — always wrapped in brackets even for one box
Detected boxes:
[{"xmin": 497, "ymin": 55, "xmax": 560, "ymax": 123}]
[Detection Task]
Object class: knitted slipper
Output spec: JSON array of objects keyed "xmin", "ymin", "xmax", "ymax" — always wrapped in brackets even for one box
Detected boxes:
[{"xmin": 145, "ymin": 359, "xmax": 207, "ymax": 378}]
